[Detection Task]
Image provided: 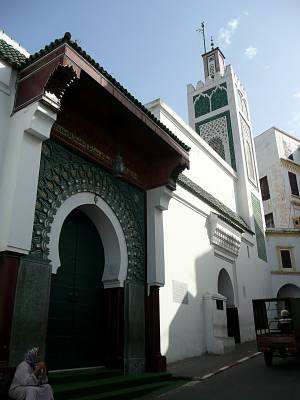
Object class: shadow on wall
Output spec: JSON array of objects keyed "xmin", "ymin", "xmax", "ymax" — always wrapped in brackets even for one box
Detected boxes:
[{"xmin": 164, "ymin": 247, "xmax": 235, "ymax": 363}]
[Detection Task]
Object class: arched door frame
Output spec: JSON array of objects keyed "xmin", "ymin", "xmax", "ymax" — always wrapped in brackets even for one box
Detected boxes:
[
  {"xmin": 277, "ymin": 283, "xmax": 300, "ymax": 298},
  {"xmin": 48, "ymin": 192, "xmax": 128, "ymax": 288},
  {"xmin": 217, "ymin": 268, "xmax": 235, "ymax": 307}
]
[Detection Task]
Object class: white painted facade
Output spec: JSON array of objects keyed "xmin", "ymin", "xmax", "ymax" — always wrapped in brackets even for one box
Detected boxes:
[
  {"xmin": 0, "ymin": 34, "xmax": 273, "ymax": 367},
  {"xmin": 146, "ymin": 97, "xmax": 272, "ymax": 362},
  {"xmin": 255, "ymin": 127, "xmax": 300, "ymax": 298}
]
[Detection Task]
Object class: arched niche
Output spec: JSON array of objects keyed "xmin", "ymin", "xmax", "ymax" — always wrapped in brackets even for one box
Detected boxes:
[
  {"xmin": 48, "ymin": 192, "xmax": 128, "ymax": 288},
  {"xmin": 218, "ymin": 268, "xmax": 235, "ymax": 307},
  {"xmin": 277, "ymin": 283, "xmax": 300, "ymax": 299}
]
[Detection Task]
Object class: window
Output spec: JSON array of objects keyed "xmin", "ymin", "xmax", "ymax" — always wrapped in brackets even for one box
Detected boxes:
[
  {"xmin": 265, "ymin": 213, "xmax": 275, "ymax": 228},
  {"xmin": 288, "ymin": 153, "xmax": 294, "ymax": 161},
  {"xmin": 216, "ymin": 299, "xmax": 224, "ymax": 310},
  {"xmin": 288, "ymin": 172, "xmax": 299, "ymax": 196},
  {"xmin": 280, "ymin": 249, "xmax": 292, "ymax": 269},
  {"xmin": 260, "ymin": 176, "xmax": 270, "ymax": 200}
]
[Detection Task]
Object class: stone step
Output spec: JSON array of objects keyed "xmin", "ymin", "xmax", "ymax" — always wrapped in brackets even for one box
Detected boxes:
[{"xmin": 52, "ymin": 371, "xmax": 173, "ymax": 400}]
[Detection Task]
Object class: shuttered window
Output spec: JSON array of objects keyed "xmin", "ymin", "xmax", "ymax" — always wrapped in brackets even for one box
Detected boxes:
[
  {"xmin": 288, "ymin": 172, "xmax": 299, "ymax": 196},
  {"xmin": 259, "ymin": 176, "xmax": 270, "ymax": 201}
]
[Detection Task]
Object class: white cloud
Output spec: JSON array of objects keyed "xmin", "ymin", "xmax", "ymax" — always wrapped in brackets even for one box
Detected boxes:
[
  {"xmin": 219, "ymin": 18, "xmax": 240, "ymax": 46},
  {"xmin": 244, "ymin": 46, "xmax": 258, "ymax": 59},
  {"xmin": 293, "ymin": 90, "xmax": 300, "ymax": 98},
  {"xmin": 228, "ymin": 19, "xmax": 239, "ymax": 30}
]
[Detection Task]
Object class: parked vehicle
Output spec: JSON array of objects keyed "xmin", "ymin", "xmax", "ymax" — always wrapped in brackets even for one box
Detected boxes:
[{"xmin": 252, "ymin": 298, "xmax": 300, "ymax": 366}]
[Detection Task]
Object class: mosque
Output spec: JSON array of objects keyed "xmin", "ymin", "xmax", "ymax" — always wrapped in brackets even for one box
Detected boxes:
[{"xmin": 0, "ymin": 30, "xmax": 273, "ymax": 390}]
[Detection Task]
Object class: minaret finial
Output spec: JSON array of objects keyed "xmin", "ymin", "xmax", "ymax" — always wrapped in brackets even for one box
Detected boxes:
[
  {"xmin": 211, "ymin": 36, "xmax": 214, "ymax": 50},
  {"xmin": 196, "ymin": 22, "xmax": 207, "ymax": 53}
]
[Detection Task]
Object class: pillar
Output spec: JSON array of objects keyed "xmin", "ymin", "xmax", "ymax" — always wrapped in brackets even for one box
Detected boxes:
[
  {"xmin": 146, "ymin": 286, "xmax": 166, "ymax": 372},
  {"xmin": 105, "ymin": 287, "xmax": 124, "ymax": 369},
  {"xmin": 146, "ymin": 186, "xmax": 172, "ymax": 372}
]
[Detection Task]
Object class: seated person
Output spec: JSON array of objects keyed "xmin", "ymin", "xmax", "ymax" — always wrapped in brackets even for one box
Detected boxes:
[
  {"xmin": 277, "ymin": 309, "xmax": 293, "ymax": 333},
  {"xmin": 9, "ymin": 347, "xmax": 54, "ymax": 400}
]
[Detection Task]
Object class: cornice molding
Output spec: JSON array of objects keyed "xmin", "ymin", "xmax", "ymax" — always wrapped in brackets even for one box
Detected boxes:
[{"xmin": 281, "ymin": 158, "xmax": 300, "ymax": 173}]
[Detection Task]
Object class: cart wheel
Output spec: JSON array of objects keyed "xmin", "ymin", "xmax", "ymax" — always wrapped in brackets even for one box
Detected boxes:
[{"xmin": 264, "ymin": 351, "xmax": 273, "ymax": 367}]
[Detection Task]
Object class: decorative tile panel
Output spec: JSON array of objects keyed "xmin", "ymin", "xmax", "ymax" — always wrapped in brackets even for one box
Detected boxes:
[
  {"xmin": 236, "ymin": 87, "xmax": 249, "ymax": 120},
  {"xmin": 208, "ymin": 55, "xmax": 216, "ymax": 77},
  {"xmin": 194, "ymin": 83, "xmax": 228, "ymax": 118},
  {"xmin": 195, "ymin": 111, "xmax": 236, "ymax": 171},
  {"xmin": 251, "ymin": 193, "xmax": 267, "ymax": 262},
  {"xmin": 240, "ymin": 115, "xmax": 257, "ymax": 186},
  {"xmin": 31, "ymin": 140, "xmax": 146, "ymax": 282}
]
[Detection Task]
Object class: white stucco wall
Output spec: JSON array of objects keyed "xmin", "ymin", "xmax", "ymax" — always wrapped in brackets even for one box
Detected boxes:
[
  {"xmin": 266, "ymin": 232, "xmax": 300, "ymax": 296},
  {"xmin": 185, "ymin": 64, "xmax": 264, "ymax": 231},
  {"xmin": 255, "ymin": 128, "xmax": 300, "ymax": 229},
  {"xmin": 0, "ymin": 94, "xmax": 57, "ymax": 253},
  {"xmin": 146, "ymin": 90, "xmax": 272, "ymax": 363},
  {"xmin": 159, "ymin": 184, "xmax": 272, "ymax": 363},
  {"xmin": 0, "ymin": 60, "xmax": 17, "ymax": 186},
  {"xmin": 255, "ymin": 128, "xmax": 300, "ymax": 300},
  {"xmin": 145, "ymin": 99, "xmax": 238, "ymax": 213}
]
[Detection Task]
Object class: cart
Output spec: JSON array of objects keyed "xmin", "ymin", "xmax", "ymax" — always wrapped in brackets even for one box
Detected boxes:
[{"xmin": 252, "ymin": 297, "xmax": 300, "ymax": 366}]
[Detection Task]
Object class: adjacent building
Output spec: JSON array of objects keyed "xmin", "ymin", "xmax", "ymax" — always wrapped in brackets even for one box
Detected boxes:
[{"xmin": 255, "ymin": 127, "xmax": 300, "ymax": 298}]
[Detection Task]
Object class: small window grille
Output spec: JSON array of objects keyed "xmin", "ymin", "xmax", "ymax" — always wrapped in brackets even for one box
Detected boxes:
[
  {"xmin": 288, "ymin": 172, "xmax": 299, "ymax": 196},
  {"xmin": 280, "ymin": 250, "xmax": 292, "ymax": 269},
  {"xmin": 265, "ymin": 213, "xmax": 275, "ymax": 228},
  {"xmin": 259, "ymin": 176, "xmax": 270, "ymax": 200}
]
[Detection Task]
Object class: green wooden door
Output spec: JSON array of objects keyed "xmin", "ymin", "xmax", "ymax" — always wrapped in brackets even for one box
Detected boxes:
[{"xmin": 46, "ymin": 209, "xmax": 105, "ymax": 369}]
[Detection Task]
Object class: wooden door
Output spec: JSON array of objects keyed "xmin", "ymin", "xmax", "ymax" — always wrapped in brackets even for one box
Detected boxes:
[
  {"xmin": 226, "ymin": 307, "xmax": 241, "ymax": 344},
  {"xmin": 46, "ymin": 209, "xmax": 105, "ymax": 369}
]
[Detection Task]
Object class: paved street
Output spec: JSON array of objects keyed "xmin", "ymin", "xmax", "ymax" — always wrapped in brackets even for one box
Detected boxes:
[{"xmin": 161, "ymin": 354, "xmax": 300, "ymax": 400}]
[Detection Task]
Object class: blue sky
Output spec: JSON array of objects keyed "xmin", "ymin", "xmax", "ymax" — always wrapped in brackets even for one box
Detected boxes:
[{"xmin": 1, "ymin": 0, "xmax": 300, "ymax": 137}]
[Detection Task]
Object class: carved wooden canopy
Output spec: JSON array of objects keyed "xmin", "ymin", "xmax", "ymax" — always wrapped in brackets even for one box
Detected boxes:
[{"xmin": 14, "ymin": 34, "xmax": 190, "ymax": 190}]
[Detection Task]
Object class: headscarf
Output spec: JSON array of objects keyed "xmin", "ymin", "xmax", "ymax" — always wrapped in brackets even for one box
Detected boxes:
[{"xmin": 24, "ymin": 347, "xmax": 39, "ymax": 368}]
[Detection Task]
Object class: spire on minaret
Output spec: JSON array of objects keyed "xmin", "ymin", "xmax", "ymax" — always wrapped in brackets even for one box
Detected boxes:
[
  {"xmin": 196, "ymin": 22, "xmax": 207, "ymax": 54},
  {"xmin": 196, "ymin": 25, "xmax": 225, "ymax": 80}
]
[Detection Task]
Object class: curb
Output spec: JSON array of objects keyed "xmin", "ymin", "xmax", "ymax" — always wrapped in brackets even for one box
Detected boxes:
[
  {"xmin": 183, "ymin": 351, "xmax": 262, "ymax": 387},
  {"xmin": 159, "ymin": 351, "xmax": 262, "ymax": 397}
]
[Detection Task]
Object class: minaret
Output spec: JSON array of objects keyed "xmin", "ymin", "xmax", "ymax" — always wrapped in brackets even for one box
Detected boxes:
[
  {"xmin": 187, "ymin": 39, "xmax": 268, "ymax": 262},
  {"xmin": 202, "ymin": 40, "xmax": 226, "ymax": 80}
]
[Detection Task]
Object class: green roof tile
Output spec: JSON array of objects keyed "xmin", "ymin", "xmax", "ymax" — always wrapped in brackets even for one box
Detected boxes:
[{"xmin": 0, "ymin": 39, "xmax": 27, "ymax": 68}]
